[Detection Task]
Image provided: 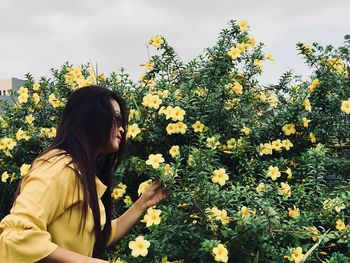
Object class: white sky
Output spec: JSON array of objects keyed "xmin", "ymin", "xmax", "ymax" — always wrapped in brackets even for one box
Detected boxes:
[{"xmin": 0, "ymin": 0, "xmax": 349, "ymax": 85}]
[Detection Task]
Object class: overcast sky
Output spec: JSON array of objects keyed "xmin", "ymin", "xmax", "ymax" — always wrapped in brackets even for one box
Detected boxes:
[{"xmin": 0, "ymin": 0, "xmax": 349, "ymax": 85}]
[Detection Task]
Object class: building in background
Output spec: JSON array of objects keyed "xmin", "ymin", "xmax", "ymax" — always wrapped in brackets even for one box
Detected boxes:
[{"xmin": 0, "ymin": 78, "xmax": 24, "ymax": 114}]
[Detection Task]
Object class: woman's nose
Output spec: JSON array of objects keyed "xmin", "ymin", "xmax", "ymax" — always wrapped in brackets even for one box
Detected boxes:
[{"xmin": 119, "ymin": 126, "xmax": 125, "ymax": 135}]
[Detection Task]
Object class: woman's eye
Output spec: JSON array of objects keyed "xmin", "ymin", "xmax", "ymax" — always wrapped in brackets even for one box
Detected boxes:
[{"xmin": 114, "ymin": 115, "xmax": 122, "ymax": 126}]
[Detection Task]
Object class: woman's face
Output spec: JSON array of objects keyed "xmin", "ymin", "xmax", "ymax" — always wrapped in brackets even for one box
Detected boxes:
[{"xmin": 104, "ymin": 100, "xmax": 125, "ymax": 153}]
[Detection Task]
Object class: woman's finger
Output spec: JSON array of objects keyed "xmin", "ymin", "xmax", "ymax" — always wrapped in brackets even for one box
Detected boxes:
[{"xmin": 147, "ymin": 180, "xmax": 163, "ymax": 191}]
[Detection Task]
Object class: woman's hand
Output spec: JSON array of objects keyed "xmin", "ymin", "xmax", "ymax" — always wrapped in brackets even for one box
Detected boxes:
[
  {"xmin": 107, "ymin": 181, "xmax": 169, "ymax": 246},
  {"xmin": 136, "ymin": 181, "xmax": 168, "ymax": 211}
]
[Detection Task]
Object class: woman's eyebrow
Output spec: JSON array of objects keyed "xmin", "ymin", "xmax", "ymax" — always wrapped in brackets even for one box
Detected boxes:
[{"xmin": 114, "ymin": 111, "xmax": 122, "ymax": 119}]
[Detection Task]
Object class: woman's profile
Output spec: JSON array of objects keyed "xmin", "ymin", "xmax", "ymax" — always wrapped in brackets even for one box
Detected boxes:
[{"xmin": 0, "ymin": 85, "xmax": 167, "ymax": 262}]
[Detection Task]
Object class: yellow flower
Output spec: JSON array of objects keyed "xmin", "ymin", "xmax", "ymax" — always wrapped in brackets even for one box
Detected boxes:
[
  {"xmin": 18, "ymin": 86, "xmax": 28, "ymax": 94},
  {"xmin": 271, "ymin": 139, "xmax": 283, "ymax": 151},
  {"xmin": 212, "ymin": 244, "xmax": 229, "ymax": 262},
  {"xmin": 192, "ymin": 120, "xmax": 205, "ymax": 133},
  {"xmin": 1, "ymin": 171, "xmax": 10, "ymax": 183},
  {"xmin": 239, "ymin": 206, "xmax": 251, "ymax": 219},
  {"xmin": 33, "ymin": 93, "xmax": 40, "ymax": 104},
  {"xmin": 227, "ymin": 47, "xmax": 241, "ymax": 60},
  {"xmin": 304, "ymin": 98, "xmax": 311, "ymax": 112},
  {"xmin": 177, "ymin": 122, "xmax": 187, "ymax": 134},
  {"xmin": 149, "ymin": 35, "xmax": 164, "ymax": 48},
  {"xmin": 169, "ymin": 145, "xmax": 180, "ymax": 158},
  {"xmin": 128, "ymin": 109, "xmax": 138, "ymax": 121},
  {"xmin": 302, "ymin": 117, "xmax": 311, "ymax": 127},
  {"xmin": 1, "ymin": 138, "xmax": 17, "ymax": 150},
  {"xmin": 206, "ymin": 206, "xmax": 221, "ymax": 219},
  {"xmin": 254, "ymin": 59, "xmax": 263, "ymax": 72},
  {"xmin": 174, "ymin": 89, "xmax": 182, "ymax": 99},
  {"xmin": 224, "ymin": 98, "xmax": 240, "ymax": 109},
  {"xmin": 236, "ymin": 43, "xmax": 247, "ymax": 52},
  {"xmin": 341, "ymin": 99, "xmax": 350, "ymax": 114},
  {"xmin": 17, "ymin": 86, "xmax": 29, "ymax": 103},
  {"xmin": 217, "ymin": 209, "xmax": 232, "ymax": 224},
  {"xmin": 111, "ymin": 183, "xmax": 127, "ymax": 200},
  {"xmin": 336, "ymin": 219, "xmax": 346, "ymax": 231},
  {"xmin": 25, "ymin": 114, "xmax": 35, "ymax": 125},
  {"xmin": 141, "ymin": 207, "xmax": 162, "ymax": 227},
  {"xmin": 308, "ymin": 226, "xmax": 320, "ymax": 241},
  {"xmin": 256, "ymin": 182, "xmax": 266, "ymax": 195},
  {"xmin": 98, "ymin": 74, "xmax": 106, "ymax": 82},
  {"xmin": 32, "ymin": 82, "xmax": 41, "ymax": 91},
  {"xmin": 267, "ymin": 166, "xmax": 281, "ymax": 181},
  {"xmin": 247, "ymin": 37, "xmax": 256, "ymax": 47},
  {"xmin": 303, "ymin": 44, "xmax": 313, "ymax": 54},
  {"xmin": 166, "ymin": 123, "xmax": 178, "ymax": 135},
  {"xmin": 65, "ymin": 73, "xmax": 74, "ymax": 86},
  {"xmin": 111, "ymin": 188, "xmax": 124, "ymax": 200},
  {"xmin": 282, "ymin": 123, "xmax": 296, "ymax": 136},
  {"xmin": 163, "ymin": 164, "xmax": 174, "ymax": 176},
  {"xmin": 259, "ymin": 143, "xmax": 273, "ymax": 156},
  {"xmin": 257, "ymin": 91, "xmax": 267, "ymax": 102},
  {"xmin": 140, "ymin": 62, "xmax": 154, "ymax": 71},
  {"xmin": 240, "ymin": 127, "xmax": 250, "ymax": 136},
  {"xmin": 47, "ymin": 128, "xmax": 56, "ymax": 138},
  {"xmin": 211, "ymin": 168, "xmax": 229, "ymax": 186},
  {"xmin": 226, "ymin": 138, "xmax": 236, "ymax": 149},
  {"xmin": 161, "ymin": 106, "xmax": 173, "ymax": 119},
  {"xmin": 309, "ymin": 132, "xmax": 316, "ymax": 143},
  {"xmin": 138, "ymin": 179, "xmax": 152, "ymax": 196},
  {"xmin": 265, "ymin": 52, "xmax": 274, "ymax": 62},
  {"xmin": 126, "ymin": 123, "xmax": 141, "ymax": 139},
  {"xmin": 232, "ymin": 82, "xmax": 243, "ymax": 95},
  {"xmin": 308, "ymin": 79, "xmax": 320, "ymax": 92},
  {"xmin": 207, "ymin": 207, "xmax": 232, "ymax": 224},
  {"xmin": 282, "ymin": 139, "xmax": 294, "ymax": 150},
  {"xmin": 16, "ymin": 129, "xmax": 30, "ymax": 141},
  {"xmin": 20, "ymin": 163, "xmax": 31, "ymax": 177},
  {"xmin": 327, "ymin": 57, "xmax": 346, "ymax": 74},
  {"xmin": 160, "ymin": 90, "xmax": 169, "ymax": 97},
  {"xmin": 187, "ymin": 154, "xmax": 195, "ymax": 166},
  {"xmin": 48, "ymin": 94, "xmax": 64, "ymax": 108},
  {"xmin": 146, "ymin": 154, "xmax": 165, "ymax": 169},
  {"xmin": 142, "ymin": 79, "xmax": 156, "ymax": 88},
  {"xmin": 142, "ymin": 94, "xmax": 162, "ymax": 109},
  {"xmin": 278, "ymin": 182, "xmax": 291, "ymax": 199},
  {"xmin": 286, "ymin": 168, "xmax": 292, "ymax": 180},
  {"xmin": 288, "ymin": 206, "xmax": 300, "ymax": 219},
  {"xmin": 268, "ymin": 95, "xmax": 278, "ymax": 107},
  {"xmin": 0, "ymin": 116, "xmax": 9, "ymax": 128},
  {"xmin": 123, "ymin": 195, "xmax": 133, "ymax": 206},
  {"xmin": 170, "ymin": 106, "xmax": 186, "ymax": 121},
  {"xmin": 291, "ymin": 247, "xmax": 304, "ymax": 263},
  {"xmin": 18, "ymin": 92, "xmax": 29, "ymax": 104},
  {"xmin": 129, "ymin": 236, "xmax": 150, "ymax": 257},
  {"xmin": 194, "ymin": 87, "xmax": 208, "ymax": 97},
  {"xmin": 238, "ymin": 20, "xmax": 249, "ymax": 32},
  {"xmin": 206, "ymin": 136, "xmax": 220, "ymax": 150}
]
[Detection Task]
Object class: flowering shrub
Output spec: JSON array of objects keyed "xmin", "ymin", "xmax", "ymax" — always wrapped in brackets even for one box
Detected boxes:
[{"xmin": 1, "ymin": 20, "xmax": 350, "ymax": 262}]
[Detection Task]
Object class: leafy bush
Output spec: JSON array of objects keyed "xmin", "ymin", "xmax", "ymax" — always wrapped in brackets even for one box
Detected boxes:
[{"xmin": 1, "ymin": 20, "xmax": 349, "ymax": 262}]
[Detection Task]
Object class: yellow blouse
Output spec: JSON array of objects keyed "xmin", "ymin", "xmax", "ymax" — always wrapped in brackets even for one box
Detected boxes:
[{"xmin": 0, "ymin": 149, "xmax": 118, "ymax": 263}]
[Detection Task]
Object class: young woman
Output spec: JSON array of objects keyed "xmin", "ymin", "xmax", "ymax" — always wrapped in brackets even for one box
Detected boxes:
[{"xmin": 0, "ymin": 85, "xmax": 167, "ymax": 262}]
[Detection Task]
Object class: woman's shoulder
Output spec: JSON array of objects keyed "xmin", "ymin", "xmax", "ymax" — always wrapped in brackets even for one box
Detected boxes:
[{"xmin": 29, "ymin": 148, "xmax": 77, "ymax": 181}]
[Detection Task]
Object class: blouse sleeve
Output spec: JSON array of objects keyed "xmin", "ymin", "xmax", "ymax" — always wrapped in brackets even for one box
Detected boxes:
[{"xmin": 0, "ymin": 158, "xmax": 76, "ymax": 263}]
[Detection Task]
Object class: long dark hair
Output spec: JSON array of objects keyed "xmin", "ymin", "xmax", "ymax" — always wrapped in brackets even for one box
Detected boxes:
[{"xmin": 35, "ymin": 85, "xmax": 127, "ymax": 256}]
